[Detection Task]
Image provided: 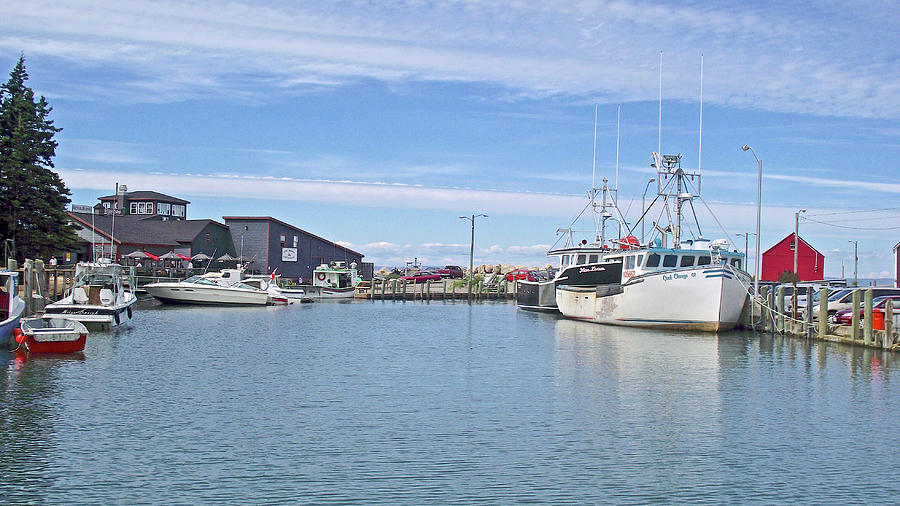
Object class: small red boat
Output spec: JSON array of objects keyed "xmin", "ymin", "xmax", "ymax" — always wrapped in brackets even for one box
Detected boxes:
[{"xmin": 17, "ymin": 317, "xmax": 88, "ymax": 353}]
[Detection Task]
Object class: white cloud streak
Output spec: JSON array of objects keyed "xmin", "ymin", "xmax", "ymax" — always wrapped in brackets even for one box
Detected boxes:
[{"xmin": 3, "ymin": 1, "xmax": 899, "ymax": 118}]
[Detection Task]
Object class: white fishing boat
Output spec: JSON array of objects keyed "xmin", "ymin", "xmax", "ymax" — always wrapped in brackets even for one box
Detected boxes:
[
  {"xmin": 44, "ymin": 259, "xmax": 137, "ymax": 327},
  {"xmin": 144, "ymin": 274, "xmax": 269, "ymax": 305},
  {"xmin": 1, "ymin": 271, "xmax": 26, "ymax": 347},
  {"xmin": 555, "ymin": 153, "xmax": 751, "ymax": 332},
  {"xmin": 300, "ymin": 261, "xmax": 360, "ymax": 299}
]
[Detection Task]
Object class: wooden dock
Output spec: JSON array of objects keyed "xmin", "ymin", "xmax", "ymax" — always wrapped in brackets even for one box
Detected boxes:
[
  {"xmin": 355, "ymin": 278, "xmax": 516, "ymax": 301},
  {"xmin": 742, "ymin": 286, "xmax": 899, "ymax": 352}
]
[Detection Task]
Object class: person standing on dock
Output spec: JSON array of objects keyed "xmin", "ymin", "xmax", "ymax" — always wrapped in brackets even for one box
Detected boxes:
[{"xmin": 49, "ymin": 256, "xmax": 57, "ymax": 268}]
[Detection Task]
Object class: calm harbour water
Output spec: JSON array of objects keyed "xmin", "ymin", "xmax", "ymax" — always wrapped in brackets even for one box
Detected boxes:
[{"xmin": 2, "ymin": 297, "xmax": 899, "ymax": 503}]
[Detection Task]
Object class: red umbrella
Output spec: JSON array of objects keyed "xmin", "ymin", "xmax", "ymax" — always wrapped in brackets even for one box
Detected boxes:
[
  {"xmin": 176, "ymin": 254, "xmax": 191, "ymax": 260},
  {"xmin": 144, "ymin": 251, "xmax": 160, "ymax": 261}
]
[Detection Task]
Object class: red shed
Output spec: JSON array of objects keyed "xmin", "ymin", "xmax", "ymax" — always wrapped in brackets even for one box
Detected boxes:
[{"xmin": 761, "ymin": 233, "xmax": 825, "ymax": 282}]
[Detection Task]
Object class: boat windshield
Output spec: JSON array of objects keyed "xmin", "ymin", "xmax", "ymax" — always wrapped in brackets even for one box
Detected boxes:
[
  {"xmin": 230, "ymin": 282, "xmax": 258, "ymax": 291},
  {"xmin": 73, "ymin": 264, "xmax": 122, "ymax": 289},
  {"xmin": 183, "ymin": 276, "xmax": 219, "ymax": 286}
]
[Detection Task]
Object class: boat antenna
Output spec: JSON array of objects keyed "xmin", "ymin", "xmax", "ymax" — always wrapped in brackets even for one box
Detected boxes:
[
  {"xmin": 658, "ymin": 51, "xmax": 662, "ymax": 158},
  {"xmin": 616, "ymin": 104, "xmax": 621, "ymax": 239},
  {"xmin": 110, "ymin": 182, "xmax": 117, "ymax": 261},
  {"xmin": 698, "ymin": 53, "xmax": 704, "ymax": 194},
  {"xmin": 91, "ymin": 206, "xmax": 96, "ymax": 261},
  {"xmin": 591, "ymin": 103, "xmax": 598, "ymax": 190},
  {"xmin": 203, "ymin": 247, "xmax": 218, "ymax": 274}
]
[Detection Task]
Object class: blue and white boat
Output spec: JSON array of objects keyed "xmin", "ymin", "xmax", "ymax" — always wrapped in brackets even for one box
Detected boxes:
[
  {"xmin": 555, "ymin": 153, "xmax": 752, "ymax": 332},
  {"xmin": 1, "ymin": 271, "xmax": 26, "ymax": 347}
]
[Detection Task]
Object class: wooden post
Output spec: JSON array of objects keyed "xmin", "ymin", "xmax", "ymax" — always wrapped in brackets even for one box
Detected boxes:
[
  {"xmin": 424, "ymin": 280, "xmax": 430, "ymax": 300},
  {"xmin": 864, "ymin": 289, "xmax": 874, "ymax": 346},
  {"xmin": 34, "ymin": 259, "xmax": 46, "ymax": 314},
  {"xmin": 401, "ymin": 280, "xmax": 407, "ymax": 300},
  {"xmin": 817, "ymin": 287, "xmax": 828, "ymax": 337},
  {"xmin": 23, "ymin": 259, "xmax": 34, "ymax": 316},
  {"xmin": 776, "ymin": 286, "xmax": 785, "ymax": 334},
  {"xmin": 805, "ymin": 292, "xmax": 814, "ymax": 340},
  {"xmin": 851, "ymin": 289, "xmax": 861, "ymax": 342},
  {"xmin": 391, "ymin": 279, "xmax": 397, "ymax": 300},
  {"xmin": 884, "ymin": 299, "xmax": 893, "ymax": 349}
]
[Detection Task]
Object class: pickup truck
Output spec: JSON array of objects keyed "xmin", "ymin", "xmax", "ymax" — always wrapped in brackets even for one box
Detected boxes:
[{"xmin": 437, "ymin": 265, "xmax": 464, "ymax": 279}]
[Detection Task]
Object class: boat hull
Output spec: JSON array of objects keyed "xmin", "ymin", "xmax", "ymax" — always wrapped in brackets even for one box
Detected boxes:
[
  {"xmin": 556, "ymin": 266, "xmax": 750, "ymax": 332},
  {"xmin": 299, "ymin": 285, "xmax": 355, "ymax": 299},
  {"xmin": 516, "ymin": 280, "xmax": 559, "ymax": 312},
  {"xmin": 21, "ymin": 317, "xmax": 89, "ymax": 353},
  {"xmin": 1, "ymin": 297, "xmax": 25, "ymax": 348},
  {"xmin": 145, "ymin": 283, "xmax": 269, "ymax": 305},
  {"xmin": 44, "ymin": 293, "xmax": 137, "ymax": 327}
]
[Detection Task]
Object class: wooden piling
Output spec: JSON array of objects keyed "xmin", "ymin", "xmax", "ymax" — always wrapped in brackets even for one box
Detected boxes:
[
  {"xmin": 851, "ymin": 289, "xmax": 861, "ymax": 342},
  {"xmin": 884, "ymin": 299, "xmax": 894, "ymax": 349},
  {"xmin": 864, "ymin": 289, "xmax": 874, "ymax": 346},
  {"xmin": 817, "ymin": 287, "xmax": 828, "ymax": 338},
  {"xmin": 776, "ymin": 286, "xmax": 785, "ymax": 334},
  {"xmin": 23, "ymin": 259, "xmax": 33, "ymax": 316},
  {"xmin": 391, "ymin": 279, "xmax": 397, "ymax": 300}
]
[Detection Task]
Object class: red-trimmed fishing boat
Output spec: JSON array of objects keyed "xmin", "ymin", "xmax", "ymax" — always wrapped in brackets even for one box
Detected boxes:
[{"xmin": 17, "ymin": 317, "xmax": 88, "ymax": 353}]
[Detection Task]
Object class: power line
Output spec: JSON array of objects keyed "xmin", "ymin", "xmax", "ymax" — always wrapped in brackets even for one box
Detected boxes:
[
  {"xmin": 806, "ymin": 205, "xmax": 900, "ymax": 218},
  {"xmin": 801, "ymin": 215, "xmax": 900, "ymax": 231}
]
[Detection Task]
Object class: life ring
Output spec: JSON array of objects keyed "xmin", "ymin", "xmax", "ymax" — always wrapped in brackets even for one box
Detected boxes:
[{"xmin": 316, "ymin": 273, "xmax": 326, "ymax": 281}]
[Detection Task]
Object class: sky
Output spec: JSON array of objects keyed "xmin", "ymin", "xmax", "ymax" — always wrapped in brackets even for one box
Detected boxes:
[{"xmin": 2, "ymin": 0, "xmax": 900, "ymax": 279}]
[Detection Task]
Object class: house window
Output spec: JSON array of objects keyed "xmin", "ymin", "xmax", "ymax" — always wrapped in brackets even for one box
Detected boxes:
[
  {"xmin": 172, "ymin": 205, "xmax": 185, "ymax": 217},
  {"xmin": 130, "ymin": 203, "xmax": 138, "ymax": 214},
  {"xmin": 137, "ymin": 202, "xmax": 146, "ymax": 214},
  {"xmin": 293, "ymin": 235, "xmax": 298, "ymax": 248},
  {"xmin": 158, "ymin": 202, "xmax": 171, "ymax": 215},
  {"xmin": 280, "ymin": 234, "xmax": 286, "ymax": 247}
]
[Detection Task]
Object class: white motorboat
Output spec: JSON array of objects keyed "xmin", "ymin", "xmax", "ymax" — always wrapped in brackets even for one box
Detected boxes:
[
  {"xmin": 1, "ymin": 271, "xmax": 26, "ymax": 348},
  {"xmin": 242, "ymin": 276, "xmax": 313, "ymax": 304},
  {"xmin": 144, "ymin": 275, "xmax": 269, "ymax": 305},
  {"xmin": 554, "ymin": 153, "xmax": 751, "ymax": 332},
  {"xmin": 300, "ymin": 261, "xmax": 360, "ymax": 299},
  {"xmin": 44, "ymin": 259, "xmax": 137, "ymax": 327}
]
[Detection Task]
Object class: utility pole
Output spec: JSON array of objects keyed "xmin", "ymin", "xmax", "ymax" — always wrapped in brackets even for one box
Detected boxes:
[
  {"xmin": 459, "ymin": 214, "xmax": 487, "ymax": 300},
  {"xmin": 848, "ymin": 240, "xmax": 858, "ymax": 287}
]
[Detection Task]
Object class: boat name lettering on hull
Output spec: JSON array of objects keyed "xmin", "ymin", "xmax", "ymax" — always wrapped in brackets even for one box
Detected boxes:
[
  {"xmin": 663, "ymin": 272, "xmax": 694, "ymax": 281},
  {"xmin": 578, "ymin": 266, "xmax": 606, "ymax": 274}
]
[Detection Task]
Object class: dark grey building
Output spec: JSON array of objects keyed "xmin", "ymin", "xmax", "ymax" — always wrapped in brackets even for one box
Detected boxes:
[
  {"xmin": 223, "ymin": 216, "xmax": 371, "ymax": 280},
  {"xmin": 96, "ymin": 191, "xmax": 190, "ymax": 221}
]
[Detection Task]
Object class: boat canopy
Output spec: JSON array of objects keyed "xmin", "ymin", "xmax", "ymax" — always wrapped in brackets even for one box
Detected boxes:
[{"xmin": 73, "ymin": 263, "xmax": 124, "ymax": 289}]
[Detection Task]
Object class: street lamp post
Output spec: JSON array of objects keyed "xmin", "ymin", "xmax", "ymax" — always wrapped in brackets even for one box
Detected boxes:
[
  {"xmin": 459, "ymin": 213, "xmax": 488, "ymax": 300},
  {"xmin": 793, "ymin": 209, "xmax": 807, "ymax": 276},
  {"xmin": 848, "ymin": 239, "xmax": 858, "ymax": 287},
  {"xmin": 641, "ymin": 177, "xmax": 656, "ymax": 244},
  {"xmin": 736, "ymin": 232, "xmax": 756, "ymax": 270},
  {"xmin": 741, "ymin": 145, "xmax": 762, "ymax": 296}
]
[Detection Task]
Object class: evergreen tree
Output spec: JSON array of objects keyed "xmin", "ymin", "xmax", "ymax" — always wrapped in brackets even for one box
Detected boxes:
[{"xmin": 0, "ymin": 54, "xmax": 78, "ymax": 262}]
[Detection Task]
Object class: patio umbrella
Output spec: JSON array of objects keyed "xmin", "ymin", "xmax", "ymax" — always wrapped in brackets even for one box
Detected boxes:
[
  {"xmin": 144, "ymin": 252, "xmax": 161, "ymax": 261},
  {"xmin": 158, "ymin": 251, "xmax": 180, "ymax": 260},
  {"xmin": 191, "ymin": 253, "xmax": 211, "ymax": 261},
  {"xmin": 176, "ymin": 254, "xmax": 191, "ymax": 261},
  {"xmin": 123, "ymin": 251, "xmax": 149, "ymax": 258},
  {"xmin": 216, "ymin": 253, "xmax": 236, "ymax": 261}
]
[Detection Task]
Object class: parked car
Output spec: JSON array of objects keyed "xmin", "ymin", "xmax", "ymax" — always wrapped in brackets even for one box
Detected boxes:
[
  {"xmin": 831, "ymin": 295, "xmax": 900, "ymax": 325},
  {"xmin": 401, "ymin": 271, "xmax": 442, "ymax": 283},
  {"xmin": 505, "ymin": 269, "xmax": 535, "ymax": 282},
  {"xmin": 814, "ymin": 287, "xmax": 900, "ymax": 319},
  {"xmin": 437, "ymin": 265, "xmax": 464, "ymax": 279}
]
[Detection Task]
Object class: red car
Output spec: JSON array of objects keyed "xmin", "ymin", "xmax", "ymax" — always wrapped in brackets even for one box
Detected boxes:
[
  {"xmin": 505, "ymin": 269, "xmax": 535, "ymax": 282},
  {"xmin": 832, "ymin": 295, "xmax": 900, "ymax": 325},
  {"xmin": 437, "ymin": 265, "xmax": 464, "ymax": 279},
  {"xmin": 402, "ymin": 271, "xmax": 442, "ymax": 283}
]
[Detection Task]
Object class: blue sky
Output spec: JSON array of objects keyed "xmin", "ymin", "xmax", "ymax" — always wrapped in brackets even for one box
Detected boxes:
[{"xmin": 3, "ymin": 0, "xmax": 900, "ymax": 278}]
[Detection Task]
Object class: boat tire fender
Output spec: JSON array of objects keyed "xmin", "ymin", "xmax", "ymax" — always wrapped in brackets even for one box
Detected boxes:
[
  {"xmin": 114, "ymin": 312, "xmax": 120, "ymax": 325},
  {"xmin": 127, "ymin": 306, "xmax": 133, "ymax": 319}
]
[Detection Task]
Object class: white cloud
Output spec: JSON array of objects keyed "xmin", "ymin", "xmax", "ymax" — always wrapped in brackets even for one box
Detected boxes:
[{"xmin": 3, "ymin": 1, "xmax": 899, "ymax": 118}]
